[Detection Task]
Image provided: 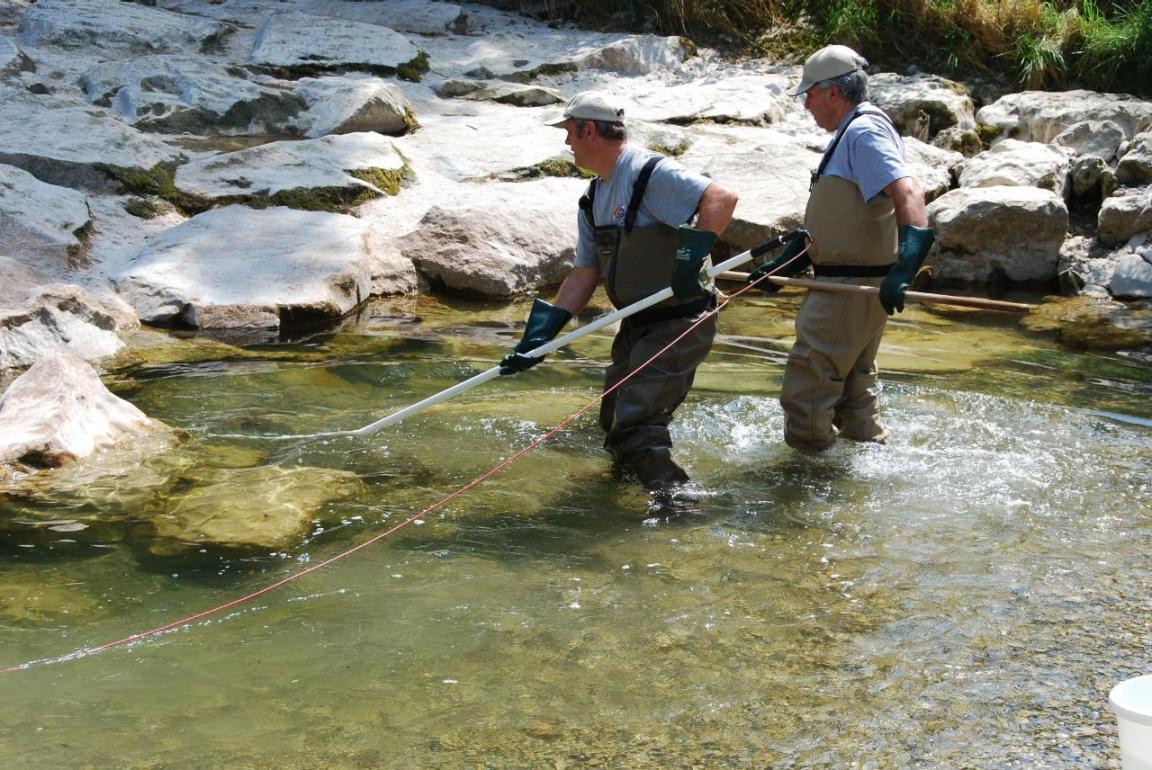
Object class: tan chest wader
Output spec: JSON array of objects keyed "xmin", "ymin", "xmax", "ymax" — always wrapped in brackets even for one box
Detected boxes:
[
  {"xmin": 581, "ymin": 156, "xmax": 717, "ymax": 486},
  {"xmin": 780, "ymin": 109, "xmax": 899, "ymax": 452}
]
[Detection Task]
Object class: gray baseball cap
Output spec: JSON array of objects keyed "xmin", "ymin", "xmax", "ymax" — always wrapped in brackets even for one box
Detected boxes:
[
  {"xmin": 791, "ymin": 45, "xmax": 867, "ymax": 96},
  {"xmin": 546, "ymin": 91, "xmax": 626, "ymax": 126}
]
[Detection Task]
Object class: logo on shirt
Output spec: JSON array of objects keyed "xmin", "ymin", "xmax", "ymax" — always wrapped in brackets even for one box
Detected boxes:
[{"xmin": 612, "ymin": 203, "xmax": 626, "ymax": 226}]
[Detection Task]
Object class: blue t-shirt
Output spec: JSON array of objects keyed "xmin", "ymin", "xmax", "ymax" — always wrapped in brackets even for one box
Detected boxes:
[
  {"xmin": 574, "ymin": 145, "xmax": 712, "ymax": 269},
  {"xmin": 818, "ymin": 102, "xmax": 908, "ymax": 203}
]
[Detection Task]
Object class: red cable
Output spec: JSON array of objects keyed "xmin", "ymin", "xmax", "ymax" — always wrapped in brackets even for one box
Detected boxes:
[{"xmin": 1, "ymin": 250, "xmax": 799, "ymax": 674}]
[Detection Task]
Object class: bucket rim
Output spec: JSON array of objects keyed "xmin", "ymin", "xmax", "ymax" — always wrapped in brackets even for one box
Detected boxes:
[{"xmin": 1110, "ymin": 674, "xmax": 1152, "ymax": 727}]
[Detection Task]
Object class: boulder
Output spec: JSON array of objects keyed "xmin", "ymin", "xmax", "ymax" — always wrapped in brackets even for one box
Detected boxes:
[
  {"xmin": 17, "ymin": 0, "xmax": 229, "ymax": 54},
  {"xmin": 976, "ymin": 90, "xmax": 1152, "ymax": 144},
  {"xmin": 173, "ymin": 132, "xmax": 408, "ymax": 211},
  {"xmin": 142, "ymin": 464, "xmax": 362, "ymax": 557},
  {"xmin": 927, "ymin": 186, "xmax": 1069, "ymax": 284},
  {"xmin": 403, "ymin": 179, "xmax": 578, "ymax": 297},
  {"xmin": 679, "ymin": 125, "xmax": 819, "ymax": 252},
  {"xmin": 0, "ymin": 92, "xmax": 185, "ymax": 191},
  {"xmin": 1052, "ymin": 120, "xmax": 1125, "ymax": 163},
  {"xmin": 435, "ymin": 79, "xmax": 563, "ymax": 108},
  {"xmin": 628, "ymin": 74, "xmax": 793, "ymax": 126},
  {"xmin": 249, "ymin": 11, "xmax": 425, "ymax": 77},
  {"xmin": 1117, "ymin": 131, "xmax": 1152, "ymax": 187},
  {"xmin": 904, "ymin": 138, "xmax": 963, "ymax": 202},
  {"xmin": 1110, "ymin": 249, "xmax": 1152, "ymax": 298},
  {"xmin": 958, "ymin": 139, "xmax": 1070, "ymax": 197},
  {"xmin": 79, "ymin": 56, "xmax": 308, "ymax": 136},
  {"xmin": 0, "ymin": 257, "xmax": 137, "ymax": 370},
  {"xmin": 0, "ymin": 353, "xmax": 176, "ymax": 470},
  {"xmin": 868, "ymin": 73, "xmax": 976, "ymax": 139},
  {"xmin": 1098, "ymin": 186, "xmax": 1152, "ymax": 246},
  {"xmin": 295, "ymin": 74, "xmax": 418, "ymax": 136},
  {"xmin": 1070, "ymin": 155, "xmax": 1118, "ymax": 199},
  {"xmin": 575, "ymin": 35, "xmax": 692, "ymax": 76},
  {"xmin": 0, "ymin": 164, "xmax": 91, "ymax": 266},
  {"xmin": 114, "ymin": 205, "xmax": 416, "ymax": 336}
]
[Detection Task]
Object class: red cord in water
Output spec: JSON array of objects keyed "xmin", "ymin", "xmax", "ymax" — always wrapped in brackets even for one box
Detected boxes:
[{"xmin": 2, "ymin": 258, "xmax": 796, "ymax": 674}]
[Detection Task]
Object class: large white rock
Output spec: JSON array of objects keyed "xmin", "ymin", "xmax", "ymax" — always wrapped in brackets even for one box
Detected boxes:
[
  {"xmin": 0, "ymin": 91, "xmax": 185, "ymax": 190},
  {"xmin": 1117, "ymin": 131, "xmax": 1152, "ymax": 187},
  {"xmin": 115, "ymin": 205, "xmax": 416, "ymax": 333},
  {"xmin": 79, "ymin": 56, "xmax": 308, "ymax": 136},
  {"xmin": 958, "ymin": 139, "xmax": 1070, "ymax": 197},
  {"xmin": 0, "ymin": 257, "xmax": 136, "ymax": 370},
  {"xmin": 904, "ymin": 137, "xmax": 964, "ymax": 202},
  {"xmin": 869, "ymin": 73, "xmax": 977, "ymax": 138},
  {"xmin": 1053, "ymin": 120, "xmax": 1125, "ymax": 162},
  {"xmin": 173, "ymin": 132, "xmax": 407, "ymax": 206},
  {"xmin": 976, "ymin": 90, "xmax": 1152, "ymax": 144},
  {"xmin": 628, "ymin": 73, "xmax": 793, "ymax": 126},
  {"xmin": 1110, "ymin": 251, "xmax": 1152, "ymax": 298},
  {"xmin": 403, "ymin": 179, "xmax": 579, "ymax": 297},
  {"xmin": 250, "ymin": 11, "xmax": 423, "ymax": 74},
  {"xmin": 17, "ymin": 0, "xmax": 228, "ymax": 54},
  {"xmin": 295, "ymin": 74, "xmax": 417, "ymax": 137},
  {"xmin": 575, "ymin": 35, "xmax": 692, "ymax": 76},
  {"xmin": 679, "ymin": 125, "xmax": 820, "ymax": 251},
  {"xmin": 271, "ymin": 0, "xmax": 465, "ymax": 37},
  {"xmin": 0, "ymin": 164, "xmax": 91, "ymax": 264},
  {"xmin": 1098, "ymin": 186, "xmax": 1152, "ymax": 246},
  {"xmin": 928, "ymin": 186, "xmax": 1069, "ymax": 283},
  {"xmin": 0, "ymin": 353, "xmax": 175, "ymax": 469}
]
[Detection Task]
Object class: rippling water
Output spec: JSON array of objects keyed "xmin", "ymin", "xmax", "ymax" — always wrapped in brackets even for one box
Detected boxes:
[{"xmin": 1, "ymin": 289, "xmax": 1150, "ymax": 768}]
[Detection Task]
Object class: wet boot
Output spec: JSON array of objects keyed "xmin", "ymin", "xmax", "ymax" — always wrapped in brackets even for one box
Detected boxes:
[{"xmin": 625, "ymin": 447, "xmax": 690, "ymax": 489}]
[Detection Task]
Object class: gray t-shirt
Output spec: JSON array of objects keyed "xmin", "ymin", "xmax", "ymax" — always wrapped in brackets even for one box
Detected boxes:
[
  {"xmin": 819, "ymin": 102, "xmax": 908, "ymax": 203},
  {"xmin": 574, "ymin": 145, "xmax": 713, "ymax": 269}
]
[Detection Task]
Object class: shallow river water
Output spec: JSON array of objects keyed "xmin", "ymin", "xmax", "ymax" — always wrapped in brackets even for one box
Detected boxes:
[{"xmin": 2, "ymin": 286, "xmax": 1151, "ymax": 769}]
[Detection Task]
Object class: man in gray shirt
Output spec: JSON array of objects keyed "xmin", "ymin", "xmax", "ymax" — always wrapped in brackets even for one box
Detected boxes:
[{"xmin": 501, "ymin": 91, "xmax": 738, "ymax": 489}]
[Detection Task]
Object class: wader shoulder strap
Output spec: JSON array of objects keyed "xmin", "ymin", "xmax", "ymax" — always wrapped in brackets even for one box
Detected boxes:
[
  {"xmin": 815, "ymin": 106, "xmax": 895, "ymax": 179},
  {"xmin": 623, "ymin": 156, "xmax": 662, "ymax": 233},
  {"xmin": 578, "ymin": 179, "xmax": 597, "ymax": 230}
]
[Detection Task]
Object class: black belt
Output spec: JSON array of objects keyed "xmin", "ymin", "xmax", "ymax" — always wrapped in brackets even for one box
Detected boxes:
[
  {"xmin": 813, "ymin": 263, "xmax": 893, "ymax": 278},
  {"xmin": 626, "ymin": 293, "xmax": 715, "ymax": 327}
]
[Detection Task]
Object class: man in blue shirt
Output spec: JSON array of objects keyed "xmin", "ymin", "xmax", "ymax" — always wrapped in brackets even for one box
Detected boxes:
[
  {"xmin": 501, "ymin": 91, "xmax": 739, "ymax": 488},
  {"xmin": 750, "ymin": 45, "xmax": 934, "ymax": 451}
]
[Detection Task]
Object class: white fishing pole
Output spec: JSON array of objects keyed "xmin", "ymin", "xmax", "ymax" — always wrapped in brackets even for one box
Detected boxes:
[{"xmin": 256, "ymin": 231, "xmax": 803, "ymax": 440}]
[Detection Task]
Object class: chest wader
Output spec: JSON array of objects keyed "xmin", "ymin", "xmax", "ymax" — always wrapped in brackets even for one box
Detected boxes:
[
  {"xmin": 581, "ymin": 157, "xmax": 718, "ymax": 486},
  {"xmin": 780, "ymin": 146, "xmax": 899, "ymax": 452}
]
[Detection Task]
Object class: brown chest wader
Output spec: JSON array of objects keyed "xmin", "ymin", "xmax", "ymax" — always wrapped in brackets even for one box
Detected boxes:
[
  {"xmin": 581, "ymin": 157, "xmax": 717, "ymax": 484},
  {"xmin": 780, "ymin": 113, "xmax": 900, "ymax": 452}
]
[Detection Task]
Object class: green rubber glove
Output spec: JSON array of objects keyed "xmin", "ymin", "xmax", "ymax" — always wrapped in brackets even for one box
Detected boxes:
[
  {"xmin": 499, "ymin": 298, "xmax": 572, "ymax": 374},
  {"xmin": 671, "ymin": 225, "xmax": 717, "ymax": 299},
  {"xmin": 747, "ymin": 229, "xmax": 811, "ymax": 294},
  {"xmin": 879, "ymin": 225, "xmax": 935, "ymax": 315}
]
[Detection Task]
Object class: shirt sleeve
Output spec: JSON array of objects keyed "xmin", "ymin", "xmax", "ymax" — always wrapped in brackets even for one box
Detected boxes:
[
  {"xmin": 574, "ymin": 204, "xmax": 597, "ymax": 269},
  {"xmin": 637, "ymin": 158, "xmax": 713, "ymax": 228},
  {"xmin": 845, "ymin": 119, "xmax": 909, "ymax": 202}
]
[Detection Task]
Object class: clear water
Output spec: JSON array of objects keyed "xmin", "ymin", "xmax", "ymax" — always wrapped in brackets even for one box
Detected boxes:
[{"xmin": 2, "ymin": 289, "xmax": 1150, "ymax": 769}]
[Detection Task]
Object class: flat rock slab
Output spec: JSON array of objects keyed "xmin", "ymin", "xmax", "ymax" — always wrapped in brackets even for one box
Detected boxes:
[
  {"xmin": 114, "ymin": 204, "xmax": 409, "ymax": 334},
  {"xmin": 0, "ymin": 92, "xmax": 186, "ymax": 190},
  {"xmin": 250, "ymin": 11, "xmax": 423, "ymax": 75},
  {"xmin": 80, "ymin": 56, "xmax": 308, "ymax": 136},
  {"xmin": 629, "ymin": 73, "xmax": 793, "ymax": 125},
  {"xmin": 144, "ymin": 464, "xmax": 362, "ymax": 556},
  {"xmin": 17, "ymin": 0, "xmax": 229, "ymax": 55},
  {"xmin": 0, "ymin": 164, "xmax": 91, "ymax": 263},
  {"xmin": 173, "ymin": 131, "xmax": 407, "ymax": 208},
  {"xmin": 436, "ymin": 79, "xmax": 563, "ymax": 108}
]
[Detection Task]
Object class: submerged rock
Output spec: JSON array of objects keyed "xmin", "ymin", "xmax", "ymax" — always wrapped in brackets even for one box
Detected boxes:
[
  {"xmin": 141, "ymin": 464, "xmax": 362, "ymax": 557},
  {"xmin": 1020, "ymin": 294, "xmax": 1152, "ymax": 349}
]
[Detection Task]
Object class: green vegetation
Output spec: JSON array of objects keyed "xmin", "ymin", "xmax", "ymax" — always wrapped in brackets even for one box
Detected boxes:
[
  {"xmin": 505, "ymin": 0, "xmax": 1152, "ymax": 97},
  {"xmin": 97, "ymin": 162, "xmax": 210, "ymax": 216}
]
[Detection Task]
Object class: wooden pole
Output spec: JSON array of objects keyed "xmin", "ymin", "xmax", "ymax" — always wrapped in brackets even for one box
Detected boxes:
[{"xmin": 717, "ymin": 271, "xmax": 1034, "ymax": 313}]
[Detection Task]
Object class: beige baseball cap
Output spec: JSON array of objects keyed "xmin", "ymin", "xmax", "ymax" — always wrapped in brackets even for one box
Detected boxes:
[
  {"xmin": 546, "ymin": 91, "xmax": 626, "ymax": 126},
  {"xmin": 791, "ymin": 45, "xmax": 867, "ymax": 96}
]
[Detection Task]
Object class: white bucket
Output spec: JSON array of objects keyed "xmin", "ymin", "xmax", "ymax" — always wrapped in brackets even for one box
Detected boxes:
[{"xmin": 1111, "ymin": 674, "xmax": 1152, "ymax": 770}]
